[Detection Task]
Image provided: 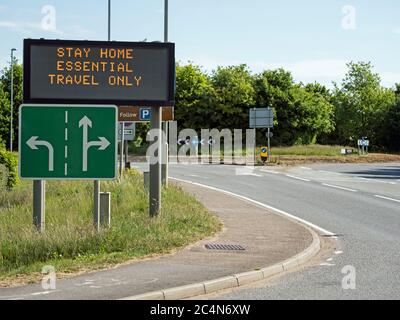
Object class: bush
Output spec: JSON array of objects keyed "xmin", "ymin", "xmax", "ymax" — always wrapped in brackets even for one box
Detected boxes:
[
  {"xmin": 0, "ymin": 164, "xmax": 8, "ymax": 192},
  {"xmin": 0, "ymin": 149, "xmax": 19, "ymax": 189}
]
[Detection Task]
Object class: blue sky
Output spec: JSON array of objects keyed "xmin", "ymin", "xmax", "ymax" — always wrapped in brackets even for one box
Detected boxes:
[{"xmin": 0, "ymin": 0, "xmax": 399, "ymax": 88}]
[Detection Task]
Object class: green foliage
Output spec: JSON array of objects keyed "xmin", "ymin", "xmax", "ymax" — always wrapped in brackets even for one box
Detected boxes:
[
  {"xmin": 175, "ymin": 63, "xmax": 216, "ymax": 130},
  {"xmin": 211, "ymin": 64, "xmax": 255, "ymax": 129},
  {"xmin": 376, "ymin": 100, "xmax": 400, "ymax": 152},
  {"xmin": 0, "ymin": 149, "xmax": 19, "ymax": 189},
  {"xmin": 253, "ymin": 70, "xmax": 334, "ymax": 145},
  {"xmin": 0, "ymin": 164, "xmax": 8, "ymax": 192},
  {"xmin": 332, "ymin": 62, "xmax": 396, "ymax": 146},
  {"xmin": 0, "ymin": 59, "xmax": 23, "ymax": 149}
]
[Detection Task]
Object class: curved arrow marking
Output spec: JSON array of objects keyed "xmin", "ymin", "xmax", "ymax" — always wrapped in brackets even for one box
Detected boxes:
[
  {"xmin": 79, "ymin": 116, "xmax": 111, "ymax": 172},
  {"xmin": 27, "ymin": 136, "xmax": 54, "ymax": 171}
]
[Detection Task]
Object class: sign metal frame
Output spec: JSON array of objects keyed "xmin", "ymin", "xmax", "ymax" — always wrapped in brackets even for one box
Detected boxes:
[{"xmin": 23, "ymin": 39, "xmax": 175, "ymax": 107}]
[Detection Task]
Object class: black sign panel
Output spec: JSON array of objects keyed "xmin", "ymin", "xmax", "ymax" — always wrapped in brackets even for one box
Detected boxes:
[{"xmin": 23, "ymin": 39, "xmax": 175, "ymax": 106}]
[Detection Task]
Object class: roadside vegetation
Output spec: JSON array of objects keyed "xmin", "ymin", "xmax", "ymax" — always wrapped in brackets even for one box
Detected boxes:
[{"xmin": 0, "ymin": 170, "xmax": 221, "ymax": 286}]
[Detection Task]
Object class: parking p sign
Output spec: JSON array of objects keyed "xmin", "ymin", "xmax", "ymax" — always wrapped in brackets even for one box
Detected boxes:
[{"xmin": 140, "ymin": 108, "xmax": 151, "ymax": 121}]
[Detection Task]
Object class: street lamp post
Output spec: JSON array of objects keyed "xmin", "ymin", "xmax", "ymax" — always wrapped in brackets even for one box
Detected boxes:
[
  {"xmin": 10, "ymin": 48, "xmax": 17, "ymax": 152},
  {"xmin": 108, "ymin": 0, "xmax": 111, "ymax": 41}
]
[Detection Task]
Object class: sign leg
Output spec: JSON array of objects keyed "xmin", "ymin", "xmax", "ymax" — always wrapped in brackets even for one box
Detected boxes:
[
  {"xmin": 150, "ymin": 107, "xmax": 161, "ymax": 217},
  {"xmin": 267, "ymin": 127, "xmax": 271, "ymax": 163},
  {"xmin": 33, "ymin": 180, "xmax": 45, "ymax": 232},
  {"xmin": 161, "ymin": 121, "xmax": 169, "ymax": 186},
  {"xmin": 125, "ymin": 140, "xmax": 129, "ymax": 168},
  {"xmin": 94, "ymin": 180, "xmax": 100, "ymax": 231},
  {"xmin": 119, "ymin": 123, "xmax": 125, "ymax": 178}
]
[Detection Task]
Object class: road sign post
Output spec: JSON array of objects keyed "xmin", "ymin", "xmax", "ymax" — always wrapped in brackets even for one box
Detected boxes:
[
  {"xmin": 150, "ymin": 107, "xmax": 162, "ymax": 217},
  {"xmin": 250, "ymin": 108, "xmax": 274, "ymax": 164},
  {"xmin": 33, "ymin": 180, "xmax": 45, "ymax": 232},
  {"xmin": 267, "ymin": 126, "xmax": 271, "ymax": 162},
  {"xmin": 119, "ymin": 122, "xmax": 125, "ymax": 178}
]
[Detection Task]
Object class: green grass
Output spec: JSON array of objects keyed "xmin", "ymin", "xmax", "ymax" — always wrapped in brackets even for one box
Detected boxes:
[
  {"xmin": 0, "ymin": 170, "xmax": 221, "ymax": 284},
  {"xmin": 267, "ymin": 144, "xmax": 354, "ymax": 157}
]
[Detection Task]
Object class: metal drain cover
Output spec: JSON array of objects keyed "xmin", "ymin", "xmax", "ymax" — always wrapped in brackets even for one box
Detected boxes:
[{"xmin": 205, "ymin": 244, "xmax": 246, "ymax": 251}]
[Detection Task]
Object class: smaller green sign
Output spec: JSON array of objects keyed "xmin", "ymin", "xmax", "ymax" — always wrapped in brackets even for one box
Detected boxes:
[{"xmin": 19, "ymin": 105, "xmax": 117, "ymax": 180}]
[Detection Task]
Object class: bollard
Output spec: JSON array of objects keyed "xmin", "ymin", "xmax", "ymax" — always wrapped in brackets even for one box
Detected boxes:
[{"xmin": 100, "ymin": 192, "xmax": 111, "ymax": 228}]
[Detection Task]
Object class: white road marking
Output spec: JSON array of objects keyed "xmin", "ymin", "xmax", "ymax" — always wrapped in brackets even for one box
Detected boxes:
[
  {"xmin": 64, "ymin": 163, "xmax": 68, "ymax": 176},
  {"xmin": 335, "ymin": 251, "xmax": 343, "ymax": 255},
  {"xmin": 65, "ymin": 146, "xmax": 68, "ymax": 158},
  {"xmin": 322, "ymin": 183, "xmax": 357, "ymax": 193},
  {"xmin": 327, "ymin": 258, "xmax": 334, "ymax": 262},
  {"xmin": 359, "ymin": 177, "xmax": 397, "ymax": 185},
  {"xmin": 319, "ymin": 170, "xmax": 341, "ymax": 175},
  {"xmin": 170, "ymin": 177, "xmax": 336, "ymax": 236},
  {"xmin": 320, "ymin": 263, "xmax": 335, "ymax": 267},
  {"xmin": 300, "ymin": 167, "xmax": 312, "ymax": 170},
  {"xmin": 286, "ymin": 175, "xmax": 311, "ymax": 182},
  {"xmin": 260, "ymin": 169, "xmax": 280, "ymax": 175},
  {"xmin": 374, "ymin": 195, "xmax": 400, "ymax": 204},
  {"xmin": 65, "ymin": 128, "xmax": 68, "ymax": 141},
  {"xmin": 65, "ymin": 111, "xmax": 68, "ymax": 124},
  {"xmin": 31, "ymin": 291, "xmax": 52, "ymax": 296}
]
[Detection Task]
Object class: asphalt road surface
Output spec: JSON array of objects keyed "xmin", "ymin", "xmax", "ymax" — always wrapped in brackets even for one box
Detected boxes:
[{"xmin": 132, "ymin": 161, "xmax": 400, "ymax": 300}]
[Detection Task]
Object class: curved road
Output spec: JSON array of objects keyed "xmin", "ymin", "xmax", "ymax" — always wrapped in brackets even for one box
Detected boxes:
[{"xmin": 154, "ymin": 162, "xmax": 400, "ymax": 300}]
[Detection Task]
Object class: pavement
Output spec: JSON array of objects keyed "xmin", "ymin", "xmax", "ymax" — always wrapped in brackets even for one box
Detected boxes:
[{"xmin": 0, "ymin": 179, "xmax": 316, "ymax": 300}]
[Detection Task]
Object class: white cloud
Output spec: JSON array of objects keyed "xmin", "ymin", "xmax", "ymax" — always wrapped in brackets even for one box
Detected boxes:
[
  {"xmin": 180, "ymin": 56, "xmax": 398, "ymax": 88},
  {"xmin": 0, "ymin": 20, "xmax": 63, "ymax": 35},
  {"xmin": 253, "ymin": 59, "xmax": 349, "ymax": 82},
  {"xmin": 67, "ymin": 25, "xmax": 93, "ymax": 38},
  {"xmin": 182, "ymin": 55, "xmax": 349, "ymax": 87},
  {"xmin": 0, "ymin": 21, "xmax": 17, "ymax": 28},
  {"xmin": 380, "ymin": 72, "xmax": 400, "ymax": 88}
]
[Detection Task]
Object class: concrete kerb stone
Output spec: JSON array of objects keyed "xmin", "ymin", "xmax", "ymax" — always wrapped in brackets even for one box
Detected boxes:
[
  {"xmin": 120, "ymin": 291, "xmax": 164, "ymax": 300},
  {"xmin": 203, "ymin": 276, "xmax": 239, "ymax": 294},
  {"xmin": 163, "ymin": 283, "xmax": 206, "ymax": 300},
  {"xmin": 121, "ymin": 227, "xmax": 321, "ymax": 300}
]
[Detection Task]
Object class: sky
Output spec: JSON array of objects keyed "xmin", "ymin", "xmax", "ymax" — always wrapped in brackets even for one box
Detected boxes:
[{"xmin": 0, "ymin": 0, "xmax": 399, "ymax": 88}]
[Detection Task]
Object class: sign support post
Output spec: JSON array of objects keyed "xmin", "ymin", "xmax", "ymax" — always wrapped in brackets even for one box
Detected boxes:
[
  {"xmin": 150, "ymin": 107, "xmax": 162, "ymax": 217},
  {"xmin": 94, "ymin": 180, "xmax": 100, "ymax": 231},
  {"xmin": 119, "ymin": 122, "xmax": 125, "ymax": 178},
  {"xmin": 267, "ymin": 126, "xmax": 271, "ymax": 162},
  {"xmin": 267, "ymin": 107, "xmax": 271, "ymax": 162},
  {"xmin": 33, "ymin": 180, "xmax": 45, "ymax": 232}
]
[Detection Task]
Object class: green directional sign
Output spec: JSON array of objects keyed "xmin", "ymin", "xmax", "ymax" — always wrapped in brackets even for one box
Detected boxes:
[{"xmin": 19, "ymin": 105, "xmax": 117, "ymax": 180}]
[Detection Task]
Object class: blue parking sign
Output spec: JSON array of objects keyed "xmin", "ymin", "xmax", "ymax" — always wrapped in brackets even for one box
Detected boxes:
[{"xmin": 140, "ymin": 108, "xmax": 151, "ymax": 121}]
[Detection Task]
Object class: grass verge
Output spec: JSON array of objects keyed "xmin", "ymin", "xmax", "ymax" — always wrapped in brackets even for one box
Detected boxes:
[{"xmin": 0, "ymin": 170, "xmax": 221, "ymax": 287}]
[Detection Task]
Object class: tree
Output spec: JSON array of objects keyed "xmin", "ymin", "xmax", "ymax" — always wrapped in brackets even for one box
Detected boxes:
[
  {"xmin": 0, "ymin": 58, "xmax": 23, "ymax": 149},
  {"xmin": 211, "ymin": 64, "xmax": 255, "ymax": 130},
  {"xmin": 175, "ymin": 63, "xmax": 216, "ymax": 131},
  {"xmin": 254, "ymin": 70, "xmax": 334, "ymax": 145},
  {"xmin": 332, "ymin": 62, "xmax": 395, "ymax": 146}
]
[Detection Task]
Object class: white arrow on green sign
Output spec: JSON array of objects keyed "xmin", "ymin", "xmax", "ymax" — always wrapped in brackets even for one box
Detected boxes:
[{"xmin": 19, "ymin": 105, "xmax": 118, "ymax": 180}]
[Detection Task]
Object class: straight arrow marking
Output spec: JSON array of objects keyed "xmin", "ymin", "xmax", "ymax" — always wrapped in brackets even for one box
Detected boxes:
[{"xmin": 79, "ymin": 116, "xmax": 111, "ymax": 172}]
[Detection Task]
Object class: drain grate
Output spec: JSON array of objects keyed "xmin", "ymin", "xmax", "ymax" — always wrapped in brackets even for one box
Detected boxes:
[{"xmin": 205, "ymin": 244, "xmax": 246, "ymax": 251}]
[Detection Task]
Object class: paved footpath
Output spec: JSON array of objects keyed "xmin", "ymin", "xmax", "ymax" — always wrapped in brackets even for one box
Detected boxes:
[{"xmin": 0, "ymin": 182, "xmax": 314, "ymax": 300}]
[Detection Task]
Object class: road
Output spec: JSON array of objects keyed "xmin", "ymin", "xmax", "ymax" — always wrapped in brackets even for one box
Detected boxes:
[
  {"xmin": 1, "ymin": 161, "xmax": 399, "ymax": 300},
  {"xmin": 134, "ymin": 161, "xmax": 400, "ymax": 300}
]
